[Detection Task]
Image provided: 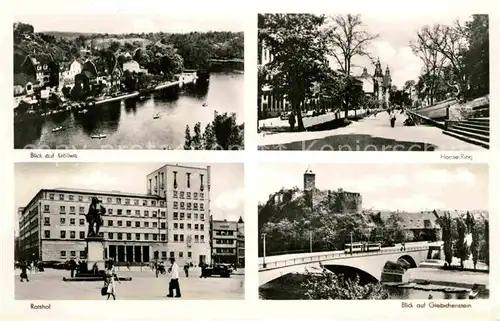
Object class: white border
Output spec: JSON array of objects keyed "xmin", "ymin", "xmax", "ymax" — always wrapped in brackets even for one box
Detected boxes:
[{"xmin": 2, "ymin": 0, "xmax": 499, "ymax": 320}]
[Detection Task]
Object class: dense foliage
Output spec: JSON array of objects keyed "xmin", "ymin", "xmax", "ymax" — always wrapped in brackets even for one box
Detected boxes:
[
  {"xmin": 436, "ymin": 210, "xmax": 489, "ymax": 270},
  {"xmin": 184, "ymin": 112, "xmax": 244, "ymax": 150},
  {"xmin": 13, "ymin": 22, "xmax": 244, "ymax": 74},
  {"xmin": 409, "ymin": 14, "xmax": 489, "ymax": 105},
  {"xmin": 301, "ymin": 272, "xmax": 389, "ymax": 300},
  {"xmin": 258, "ymin": 14, "xmax": 375, "ymax": 128},
  {"xmin": 258, "ymin": 189, "xmax": 411, "ymax": 256}
]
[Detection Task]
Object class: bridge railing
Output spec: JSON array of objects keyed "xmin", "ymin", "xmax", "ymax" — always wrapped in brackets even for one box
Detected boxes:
[{"xmin": 258, "ymin": 246, "xmax": 430, "ymax": 270}]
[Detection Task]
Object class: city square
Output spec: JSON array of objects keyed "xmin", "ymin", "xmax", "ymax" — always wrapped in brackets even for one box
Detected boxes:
[
  {"xmin": 15, "ymin": 162, "xmax": 245, "ymax": 300},
  {"xmin": 15, "ymin": 267, "xmax": 244, "ymax": 300}
]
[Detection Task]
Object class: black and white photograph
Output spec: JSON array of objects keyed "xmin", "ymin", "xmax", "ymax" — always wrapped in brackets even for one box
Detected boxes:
[
  {"xmin": 14, "ymin": 14, "xmax": 244, "ymax": 150},
  {"xmin": 257, "ymin": 14, "xmax": 489, "ymax": 151},
  {"xmin": 14, "ymin": 162, "xmax": 245, "ymax": 300},
  {"xmin": 258, "ymin": 163, "xmax": 489, "ymax": 300}
]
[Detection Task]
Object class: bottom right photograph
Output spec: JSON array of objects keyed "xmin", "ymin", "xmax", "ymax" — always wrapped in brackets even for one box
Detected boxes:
[{"xmin": 257, "ymin": 163, "xmax": 489, "ymax": 300}]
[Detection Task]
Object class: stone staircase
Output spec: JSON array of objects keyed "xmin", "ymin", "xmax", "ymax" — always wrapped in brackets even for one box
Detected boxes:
[{"xmin": 442, "ymin": 117, "xmax": 489, "ymax": 149}]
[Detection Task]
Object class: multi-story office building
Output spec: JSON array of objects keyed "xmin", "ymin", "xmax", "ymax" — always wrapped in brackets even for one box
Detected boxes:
[
  {"xmin": 210, "ymin": 217, "xmax": 245, "ymax": 267},
  {"xmin": 146, "ymin": 164, "xmax": 211, "ymax": 266},
  {"xmin": 18, "ymin": 164, "xmax": 211, "ymax": 266}
]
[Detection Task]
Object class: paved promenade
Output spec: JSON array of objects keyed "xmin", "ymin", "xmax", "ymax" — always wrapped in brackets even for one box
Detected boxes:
[
  {"xmin": 258, "ymin": 112, "xmax": 483, "ymax": 151},
  {"xmin": 15, "ymin": 268, "xmax": 244, "ymax": 300}
]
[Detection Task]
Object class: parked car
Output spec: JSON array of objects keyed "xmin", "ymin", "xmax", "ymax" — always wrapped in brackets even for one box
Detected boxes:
[
  {"xmin": 280, "ymin": 112, "xmax": 291, "ymax": 120},
  {"xmin": 205, "ymin": 264, "xmax": 233, "ymax": 278}
]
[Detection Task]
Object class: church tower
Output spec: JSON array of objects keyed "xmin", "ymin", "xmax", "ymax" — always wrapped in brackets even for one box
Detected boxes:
[
  {"xmin": 373, "ymin": 58, "xmax": 384, "ymax": 103},
  {"xmin": 384, "ymin": 66, "xmax": 392, "ymax": 106}
]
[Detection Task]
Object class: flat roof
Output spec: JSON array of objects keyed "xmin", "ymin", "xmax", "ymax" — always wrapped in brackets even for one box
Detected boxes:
[
  {"xmin": 146, "ymin": 163, "xmax": 209, "ymax": 178},
  {"xmin": 47, "ymin": 187, "xmax": 163, "ymax": 199}
]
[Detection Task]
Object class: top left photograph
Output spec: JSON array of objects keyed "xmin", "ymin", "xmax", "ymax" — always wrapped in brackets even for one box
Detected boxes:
[{"xmin": 13, "ymin": 14, "xmax": 244, "ymax": 150}]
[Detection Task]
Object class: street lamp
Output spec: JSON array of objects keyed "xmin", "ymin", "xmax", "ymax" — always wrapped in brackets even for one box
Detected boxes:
[
  {"xmin": 350, "ymin": 231, "xmax": 354, "ymax": 255},
  {"xmin": 261, "ymin": 233, "xmax": 267, "ymax": 268}
]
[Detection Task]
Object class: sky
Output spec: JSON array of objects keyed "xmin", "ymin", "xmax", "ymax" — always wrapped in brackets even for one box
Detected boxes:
[
  {"xmin": 15, "ymin": 14, "xmax": 244, "ymax": 34},
  {"xmin": 15, "ymin": 163, "xmax": 244, "ymax": 225},
  {"xmin": 326, "ymin": 13, "xmax": 474, "ymax": 88},
  {"xmin": 257, "ymin": 163, "xmax": 488, "ymax": 212}
]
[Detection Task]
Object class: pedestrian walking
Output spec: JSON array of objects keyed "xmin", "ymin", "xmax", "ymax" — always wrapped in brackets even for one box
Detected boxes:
[
  {"xmin": 70, "ymin": 259, "xmax": 77, "ymax": 278},
  {"xmin": 167, "ymin": 258, "xmax": 181, "ymax": 298},
  {"xmin": 20, "ymin": 261, "xmax": 30, "ymax": 282},
  {"xmin": 389, "ymin": 109, "xmax": 396, "ymax": 128},
  {"xmin": 104, "ymin": 261, "xmax": 121, "ymax": 300},
  {"xmin": 183, "ymin": 263, "xmax": 189, "ymax": 277},
  {"xmin": 126, "ymin": 261, "xmax": 131, "ymax": 271},
  {"xmin": 288, "ymin": 112, "xmax": 296, "ymax": 131},
  {"xmin": 30, "ymin": 261, "xmax": 34, "ymax": 275}
]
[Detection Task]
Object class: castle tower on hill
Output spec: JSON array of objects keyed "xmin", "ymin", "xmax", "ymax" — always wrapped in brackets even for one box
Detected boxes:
[
  {"xmin": 303, "ymin": 167, "xmax": 316, "ymax": 191},
  {"xmin": 302, "ymin": 167, "xmax": 362, "ymax": 213}
]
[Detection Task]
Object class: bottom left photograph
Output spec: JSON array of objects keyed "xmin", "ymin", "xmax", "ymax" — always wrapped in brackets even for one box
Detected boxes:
[{"xmin": 14, "ymin": 162, "xmax": 245, "ymax": 300}]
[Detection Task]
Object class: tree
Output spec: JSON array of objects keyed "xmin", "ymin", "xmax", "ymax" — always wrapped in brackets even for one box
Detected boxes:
[
  {"xmin": 325, "ymin": 14, "xmax": 378, "ymax": 117},
  {"xmin": 183, "ymin": 125, "xmax": 192, "ymax": 150},
  {"xmin": 470, "ymin": 221, "xmax": 480, "ymax": 270},
  {"xmin": 301, "ymin": 272, "xmax": 389, "ymax": 300},
  {"xmin": 463, "ymin": 15, "xmax": 489, "ymax": 99},
  {"xmin": 481, "ymin": 219, "xmax": 489, "ymax": 267},
  {"xmin": 183, "ymin": 112, "xmax": 243, "ymax": 150},
  {"xmin": 404, "ymin": 80, "xmax": 416, "ymax": 101},
  {"xmin": 191, "ymin": 122, "xmax": 202, "ymax": 150},
  {"xmin": 437, "ymin": 212, "xmax": 454, "ymax": 266},
  {"xmin": 325, "ymin": 15, "xmax": 379, "ymax": 76},
  {"xmin": 202, "ymin": 123, "xmax": 216, "ymax": 149},
  {"xmin": 454, "ymin": 217, "xmax": 468, "ymax": 269},
  {"xmin": 259, "ymin": 14, "xmax": 330, "ymax": 131}
]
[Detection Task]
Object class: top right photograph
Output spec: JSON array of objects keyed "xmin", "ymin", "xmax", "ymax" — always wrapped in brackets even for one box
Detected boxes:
[{"xmin": 257, "ymin": 14, "xmax": 489, "ymax": 151}]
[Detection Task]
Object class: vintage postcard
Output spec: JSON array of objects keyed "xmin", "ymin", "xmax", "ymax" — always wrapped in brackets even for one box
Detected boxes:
[{"xmin": 257, "ymin": 14, "xmax": 489, "ymax": 151}]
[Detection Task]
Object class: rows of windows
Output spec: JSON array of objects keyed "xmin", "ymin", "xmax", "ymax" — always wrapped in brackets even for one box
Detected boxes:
[
  {"xmin": 172, "ymin": 234, "xmax": 205, "ymax": 243},
  {"xmin": 60, "ymin": 250, "xmax": 86, "ymax": 259},
  {"xmin": 173, "ymin": 223, "xmax": 205, "ymax": 231},
  {"xmin": 215, "ymin": 239, "xmax": 235, "ymax": 245},
  {"xmin": 107, "ymin": 220, "xmax": 166, "ymax": 229},
  {"xmin": 48, "ymin": 193, "xmax": 164, "ymax": 207},
  {"xmin": 215, "ymin": 230, "xmax": 235, "ymax": 236},
  {"xmin": 215, "ymin": 248, "xmax": 235, "ymax": 254},
  {"xmin": 43, "ymin": 217, "xmax": 167, "ymax": 229},
  {"xmin": 172, "ymin": 191, "xmax": 204, "ymax": 200},
  {"xmin": 172, "ymin": 201, "xmax": 205, "ymax": 211},
  {"xmin": 59, "ymin": 250, "xmax": 193, "ymax": 260},
  {"xmin": 45, "ymin": 230, "xmax": 168, "ymax": 241},
  {"xmin": 173, "ymin": 212, "xmax": 205, "ymax": 221},
  {"xmin": 43, "ymin": 205, "xmax": 167, "ymax": 218}
]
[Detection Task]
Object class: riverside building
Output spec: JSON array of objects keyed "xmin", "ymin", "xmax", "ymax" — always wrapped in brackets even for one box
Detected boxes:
[{"xmin": 18, "ymin": 164, "xmax": 211, "ymax": 266}]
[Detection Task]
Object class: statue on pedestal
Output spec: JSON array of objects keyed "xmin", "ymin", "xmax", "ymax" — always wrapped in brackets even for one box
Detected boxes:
[{"xmin": 86, "ymin": 197, "xmax": 106, "ymax": 237}]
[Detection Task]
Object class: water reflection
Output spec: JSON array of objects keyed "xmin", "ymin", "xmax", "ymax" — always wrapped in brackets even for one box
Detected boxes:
[{"xmin": 14, "ymin": 72, "xmax": 243, "ymax": 149}]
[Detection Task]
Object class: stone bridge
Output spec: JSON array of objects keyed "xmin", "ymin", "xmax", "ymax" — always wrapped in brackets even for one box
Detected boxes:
[{"xmin": 259, "ymin": 242, "xmax": 442, "ymax": 286}]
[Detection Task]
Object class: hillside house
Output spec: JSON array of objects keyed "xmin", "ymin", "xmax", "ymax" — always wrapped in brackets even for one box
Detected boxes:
[{"xmin": 20, "ymin": 55, "xmax": 59, "ymax": 88}]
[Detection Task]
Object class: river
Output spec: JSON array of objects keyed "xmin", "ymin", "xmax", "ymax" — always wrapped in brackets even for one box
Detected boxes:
[
  {"xmin": 259, "ymin": 272, "xmax": 489, "ymax": 300},
  {"xmin": 14, "ymin": 71, "xmax": 243, "ymax": 150}
]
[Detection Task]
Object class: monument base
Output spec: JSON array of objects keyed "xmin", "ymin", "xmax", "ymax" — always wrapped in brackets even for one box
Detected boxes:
[{"xmin": 86, "ymin": 235, "xmax": 106, "ymax": 272}]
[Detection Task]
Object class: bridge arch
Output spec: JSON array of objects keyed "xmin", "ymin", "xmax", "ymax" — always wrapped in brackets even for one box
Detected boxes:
[
  {"xmin": 324, "ymin": 265, "xmax": 379, "ymax": 284},
  {"xmin": 397, "ymin": 255, "xmax": 417, "ymax": 268}
]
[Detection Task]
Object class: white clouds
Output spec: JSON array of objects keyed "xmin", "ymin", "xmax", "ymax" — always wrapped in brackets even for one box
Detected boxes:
[
  {"xmin": 214, "ymin": 187, "xmax": 245, "ymax": 212},
  {"xmin": 415, "ymin": 168, "xmax": 476, "ymax": 186}
]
